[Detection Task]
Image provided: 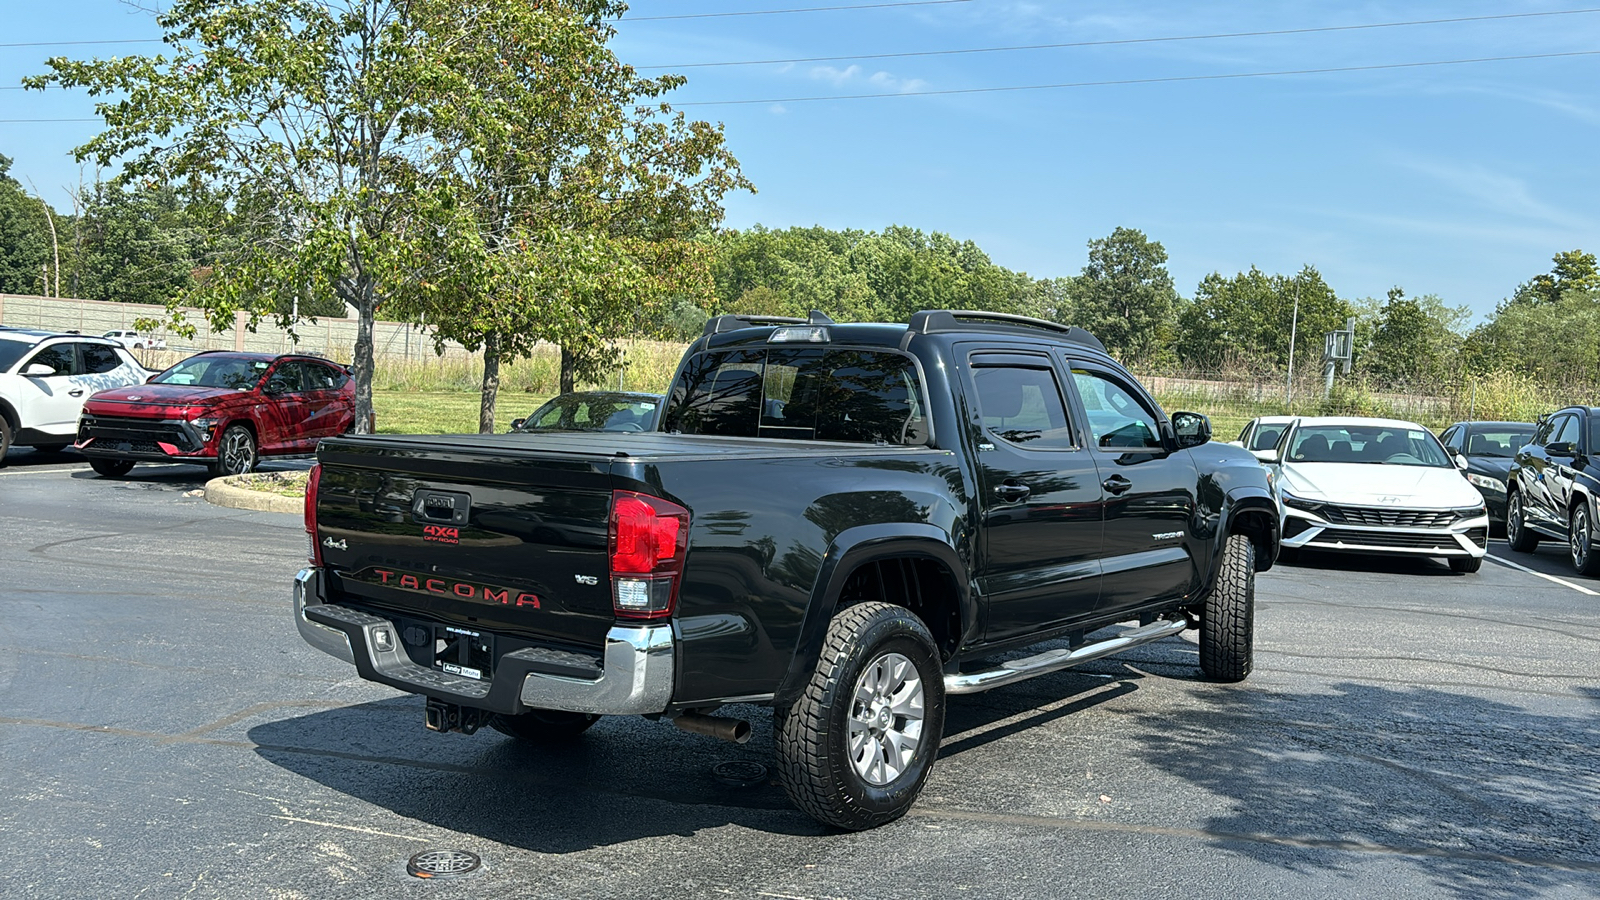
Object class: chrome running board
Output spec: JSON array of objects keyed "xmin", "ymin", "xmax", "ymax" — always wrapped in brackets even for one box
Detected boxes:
[{"xmin": 944, "ymin": 618, "xmax": 1189, "ymax": 695}]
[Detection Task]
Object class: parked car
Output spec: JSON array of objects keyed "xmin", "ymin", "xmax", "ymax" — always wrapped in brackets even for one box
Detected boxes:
[
  {"xmin": 75, "ymin": 350, "xmax": 356, "ymax": 477},
  {"xmin": 510, "ymin": 391, "xmax": 663, "ymax": 433},
  {"xmin": 0, "ymin": 328, "xmax": 149, "ymax": 464},
  {"xmin": 294, "ymin": 309, "xmax": 1279, "ymax": 831},
  {"xmin": 101, "ymin": 329, "xmax": 167, "ymax": 351},
  {"xmin": 1505, "ymin": 406, "xmax": 1600, "ymax": 575},
  {"xmin": 1438, "ymin": 420, "xmax": 1535, "ymax": 529},
  {"xmin": 1230, "ymin": 415, "xmax": 1297, "ymax": 461},
  {"xmin": 1264, "ymin": 416, "xmax": 1488, "ymax": 571}
]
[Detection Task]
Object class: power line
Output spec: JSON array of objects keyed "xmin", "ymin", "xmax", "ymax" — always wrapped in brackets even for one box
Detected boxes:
[
  {"xmin": 0, "ymin": 38, "xmax": 162, "ymax": 49},
  {"xmin": 673, "ymin": 49, "xmax": 1600, "ymax": 106},
  {"xmin": 7, "ymin": 49, "xmax": 1596, "ymax": 120},
  {"xmin": 637, "ymin": 7, "xmax": 1600, "ymax": 69},
  {"xmin": 623, "ymin": 0, "xmax": 971, "ymax": 21}
]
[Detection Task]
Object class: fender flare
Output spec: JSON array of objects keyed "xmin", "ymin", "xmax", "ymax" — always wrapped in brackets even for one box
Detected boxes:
[
  {"xmin": 1206, "ymin": 488, "xmax": 1279, "ymax": 586},
  {"xmin": 773, "ymin": 523, "xmax": 971, "ymax": 709}
]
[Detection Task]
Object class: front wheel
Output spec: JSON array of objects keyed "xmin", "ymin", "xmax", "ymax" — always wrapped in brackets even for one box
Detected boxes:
[
  {"xmin": 774, "ymin": 601, "xmax": 945, "ymax": 831},
  {"xmin": 1200, "ymin": 533, "xmax": 1255, "ymax": 682},
  {"xmin": 490, "ymin": 709, "xmax": 600, "ymax": 742},
  {"xmin": 89, "ymin": 458, "xmax": 135, "ymax": 478},
  {"xmin": 1449, "ymin": 556, "xmax": 1483, "ymax": 574},
  {"xmin": 1506, "ymin": 491, "xmax": 1539, "ymax": 552},
  {"xmin": 1571, "ymin": 504, "xmax": 1600, "ymax": 576},
  {"xmin": 211, "ymin": 425, "xmax": 257, "ymax": 476}
]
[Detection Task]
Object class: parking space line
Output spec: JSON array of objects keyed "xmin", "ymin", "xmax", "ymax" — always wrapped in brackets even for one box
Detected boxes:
[
  {"xmin": 0, "ymin": 466, "xmax": 91, "ymax": 476},
  {"xmin": 1486, "ymin": 553, "xmax": 1600, "ymax": 596}
]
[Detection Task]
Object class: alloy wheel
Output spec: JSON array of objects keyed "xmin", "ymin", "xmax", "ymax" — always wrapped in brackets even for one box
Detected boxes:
[
  {"xmin": 846, "ymin": 651, "xmax": 925, "ymax": 786},
  {"xmin": 1572, "ymin": 507, "xmax": 1591, "ymax": 571}
]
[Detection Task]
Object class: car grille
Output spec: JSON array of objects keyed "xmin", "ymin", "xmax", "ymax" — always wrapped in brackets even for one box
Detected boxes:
[
  {"xmin": 1318, "ymin": 505, "xmax": 1458, "ymax": 529},
  {"xmin": 82, "ymin": 416, "xmax": 199, "ymax": 452},
  {"xmin": 1313, "ymin": 528, "xmax": 1462, "ymax": 551},
  {"xmin": 1466, "ymin": 527, "xmax": 1488, "ymax": 548}
]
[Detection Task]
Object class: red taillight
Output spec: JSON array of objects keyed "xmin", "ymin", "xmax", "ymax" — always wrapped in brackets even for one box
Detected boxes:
[
  {"xmin": 608, "ymin": 490, "xmax": 690, "ymax": 620},
  {"xmin": 305, "ymin": 463, "xmax": 324, "ymax": 566}
]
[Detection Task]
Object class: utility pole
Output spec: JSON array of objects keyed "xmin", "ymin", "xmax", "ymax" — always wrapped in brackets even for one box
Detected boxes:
[{"xmin": 1285, "ymin": 276, "xmax": 1300, "ymax": 407}]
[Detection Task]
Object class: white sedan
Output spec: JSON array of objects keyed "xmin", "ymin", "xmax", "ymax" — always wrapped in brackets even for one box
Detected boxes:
[{"xmin": 1264, "ymin": 416, "xmax": 1489, "ymax": 573}]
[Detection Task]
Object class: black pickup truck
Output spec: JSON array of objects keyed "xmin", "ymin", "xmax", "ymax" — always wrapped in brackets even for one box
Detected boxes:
[{"xmin": 294, "ymin": 310, "xmax": 1278, "ymax": 830}]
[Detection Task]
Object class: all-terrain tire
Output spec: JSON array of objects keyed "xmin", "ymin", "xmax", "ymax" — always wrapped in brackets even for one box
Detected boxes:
[
  {"xmin": 774, "ymin": 601, "xmax": 945, "ymax": 831},
  {"xmin": 489, "ymin": 709, "xmax": 600, "ymax": 742},
  {"xmin": 89, "ymin": 458, "xmax": 136, "ymax": 477},
  {"xmin": 1200, "ymin": 533, "xmax": 1255, "ymax": 682},
  {"xmin": 1506, "ymin": 490, "xmax": 1539, "ymax": 552}
]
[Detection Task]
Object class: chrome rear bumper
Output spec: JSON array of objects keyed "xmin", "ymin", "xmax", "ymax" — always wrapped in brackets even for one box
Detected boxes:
[{"xmin": 293, "ymin": 567, "xmax": 674, "ymax": 716}]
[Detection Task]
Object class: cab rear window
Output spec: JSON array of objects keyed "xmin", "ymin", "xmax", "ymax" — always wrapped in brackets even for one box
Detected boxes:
[{"xmin": 662, "ymin": 348, "xmax": 928, "ymax": 445}]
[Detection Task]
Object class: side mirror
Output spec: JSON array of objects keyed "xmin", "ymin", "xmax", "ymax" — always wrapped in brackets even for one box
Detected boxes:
[
  {"xmin": 1454, "ymin": 453, "xmax": 1468, "ymax": 470},
  {"xmin": 22, "ymin": 363, "xmax": 54, "ymax": 377},
  {"xmin": 1547, "ymin": 441, "xmax": 1576, "ymax": 457},
  {"xmin": 1251, "ymin": 448, "xmax": 1280, "ymax": 464},
  {"xmin": 509, "ymin": 418, "xmax": 527, "ymax": 432},
  {"xmin": 1170, "ymin": 411, "xmax": 1212, "ymax": 449},
  {"xmin": 1224, "ymin": 440, "xmax": 1244, "ymax": 448}
]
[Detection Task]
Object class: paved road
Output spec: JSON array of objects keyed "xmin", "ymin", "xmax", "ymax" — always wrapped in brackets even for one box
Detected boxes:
[{"xmin": 2, "ymin": 464, "xmax": 1597, "ymax": 899}]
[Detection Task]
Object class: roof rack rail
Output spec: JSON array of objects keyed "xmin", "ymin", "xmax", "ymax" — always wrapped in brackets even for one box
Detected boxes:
[
  {"xmin": 907, "ymin": 309, "xmax": 1106, "ymax": 352},
  {"xmin": 702, "ymin": 309, "xmax": 835, "ymax": 336}
]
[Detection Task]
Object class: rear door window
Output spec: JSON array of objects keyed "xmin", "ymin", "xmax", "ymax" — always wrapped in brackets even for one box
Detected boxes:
[
  {"xmin": 969, "ymin": 359, "xmax": 1078, "ymax": 451},
  {"xmin": 83, "ymin": 344, "xmax": 123, "ymax": 374}
]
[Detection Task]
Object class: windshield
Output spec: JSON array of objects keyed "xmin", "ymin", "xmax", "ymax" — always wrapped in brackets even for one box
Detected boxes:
[
  {"xmin": 0, "ymin": 341, "xmax": 34, "ymax": 373},
  {"xmin": 1466, "ymin": 426, "xmax": 1533, "ymax": 459},
  {"xmin": 1286, "ymin": 424, "xmax": 1453, "ymax": 467},
  {"xmin": 151, "ymin": 356, "xmax": 269, "ymax": 390}
]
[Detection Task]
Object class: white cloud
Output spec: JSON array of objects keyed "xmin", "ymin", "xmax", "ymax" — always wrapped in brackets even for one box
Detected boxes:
[
  {"xmin": 809, "ymin": 64, "xmax": 863, "ymax": 87},
  {"xmin": 807, "ymin": 64, "xmax": 927, "ymax": 93}
]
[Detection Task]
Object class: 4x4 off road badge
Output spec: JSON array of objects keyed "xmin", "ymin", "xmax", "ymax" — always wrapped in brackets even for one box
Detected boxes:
[{"xmin": 423, "ymin": 524, "xmax": 460, "ymax": 544}]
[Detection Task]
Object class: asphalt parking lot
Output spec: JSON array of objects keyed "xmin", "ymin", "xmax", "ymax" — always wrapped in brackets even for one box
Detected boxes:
[{"xmin": 3, "ymin": 448, "xmax": 1598, "ymax": 899}]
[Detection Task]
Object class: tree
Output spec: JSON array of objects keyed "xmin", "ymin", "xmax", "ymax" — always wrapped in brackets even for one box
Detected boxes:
[
  {"xmin": 28, "ymin": 0, "xmax": 486, "ymax": 433},
  {"xmin": 0, "ymin": 154, "xmax": 55, "ymax": 295},
  {"xmin": 1176, "ymin": 265, "xmax": 1348, "ymax": 372},
  {"xmin": 1070, "ymin": 227, "xmax": 1179, "ymax": 364},
  {"xmin": 387, "ymin": 0, "xmax": 750, "ymax": 432},
  {"xmin": 1506, "ymin": 249, "xmax": 1600, "ymax": 307}
]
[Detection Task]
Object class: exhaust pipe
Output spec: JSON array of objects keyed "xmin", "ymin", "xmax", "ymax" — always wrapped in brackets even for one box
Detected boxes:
[{"xmin": 673, "ymin": 711, "xmax": 751, "ymax": 744}]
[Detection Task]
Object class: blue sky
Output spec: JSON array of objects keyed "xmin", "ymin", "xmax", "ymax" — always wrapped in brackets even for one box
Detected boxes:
[{"xmin": 4, "ymin": 1, "xmax": 1599, "ymax": 322}]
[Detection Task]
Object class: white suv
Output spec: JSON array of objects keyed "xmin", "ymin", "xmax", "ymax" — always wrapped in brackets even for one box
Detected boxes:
[
  {"xmin": 0, "ymin": 329, "xmax": 150, "ymax": 463},
  {"xmin": 102, "ymin": 329, "xmax": 167, "ymax": 350}
]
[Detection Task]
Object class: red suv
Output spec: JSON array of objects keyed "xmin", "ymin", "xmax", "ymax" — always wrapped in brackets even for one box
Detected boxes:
[{"xmin": 76, "ymin": 351, "xmax": 358, "ymax": 477}]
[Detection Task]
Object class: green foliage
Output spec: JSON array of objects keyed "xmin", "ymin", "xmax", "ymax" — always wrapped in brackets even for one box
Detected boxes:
[
  {"xmin": 706, "ymin": 224, "xmax": 1044, "ymax": 324},
  {"xmin": 1506, "ymin": 249, "xmax": 1600, "ymax": 307},
  {"xmin": 0, "ymin": 155, "xmax": 55, "ymax": 295},
  {"xmin": 1177, "ymin": 265, "xmax": 1347, "ymax": 372},
  {"xmin": 1359, "ymin": 287, "xmax": 1469, "ymax": 386},
  {"xmin": 1069, "ymin": 227, "xmax": 1179, "ymax": 365}
]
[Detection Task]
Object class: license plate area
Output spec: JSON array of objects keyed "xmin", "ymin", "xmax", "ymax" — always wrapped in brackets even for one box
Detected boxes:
[{"xmin": 433, "ymin": 624, "xmax": 493, "ymax": 681}]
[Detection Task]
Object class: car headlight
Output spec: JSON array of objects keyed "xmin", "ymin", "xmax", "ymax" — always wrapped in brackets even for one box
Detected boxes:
[
  {"xmin": 1453, "ymin": 503, "xmax": 1488, "ymax": 521},
  {"xmin": 1465, "ymin": 472, "xmax": 1505, "ymax": 493},
  {"xmin": 193, "ymin": 417, "xmax": 221, "ymax": 440},
  {"xmin": 1281, "ymin": 492, "xmax": 1323, "ymax": 515}
]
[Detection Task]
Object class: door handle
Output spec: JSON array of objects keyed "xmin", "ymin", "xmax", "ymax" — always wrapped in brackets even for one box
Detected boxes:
[
  {"xmin": 69, "ymin": 389, "xmax": 84, "ymax": 397},
  {"xmin": 993, "ymin": 481, "xmax": 1031, "ymax": 502},
  {"xmin": 1102, "ymin": 474, "xmax": 1133, "ymax": 495}
]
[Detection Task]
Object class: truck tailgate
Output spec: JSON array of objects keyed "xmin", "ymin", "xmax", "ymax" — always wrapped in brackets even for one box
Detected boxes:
[{"xmin": 313, "ymin": 435, "xmax": 621, "ymax": 652}]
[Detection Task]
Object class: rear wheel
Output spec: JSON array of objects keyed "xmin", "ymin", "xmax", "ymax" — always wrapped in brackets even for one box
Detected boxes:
[
  {"xmin": 89, "ymin": 458, "xmax": 135, "ymax": 478},
  {"xmin": 211, "ymin": 425, "xmax": 257, "ymax": 476},
  {"xmin": 1201, "ymin": 533, "xmax": 1255, "ymax": 682},
  {"xmin": 1448, "ymin": 556, "xmax": 1483, "ymax": 574},
  {"xmin": 775, "ymin": 601, "xmax": 945, "ymax": 831},
  {"xmin": 490, "ymin": 709, "xmax": 600, "ymax": 742},
  {"xmin": 1506, "ymin": 491, "xmax": 1539, "ymax": 552},
  {"xmin": 1570, "ymin": 504, "xmax": 1600, "ymax": 576}
]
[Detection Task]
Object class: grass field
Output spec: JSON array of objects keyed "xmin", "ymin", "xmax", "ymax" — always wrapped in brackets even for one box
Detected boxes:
[{"xmin": 374, "ymin": 391, "xmax": 554, "ymax": 434}]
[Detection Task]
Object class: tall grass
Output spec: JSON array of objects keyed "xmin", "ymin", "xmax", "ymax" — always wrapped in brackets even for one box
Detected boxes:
[{"xmin": 371, "ymin": 340, "xmax": 685, "ymax": 394}]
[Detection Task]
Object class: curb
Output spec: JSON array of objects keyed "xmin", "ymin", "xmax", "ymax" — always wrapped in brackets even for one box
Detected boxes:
[{"xmin": 203, "ymin": 475, "xmax": 303, "ymax": 514}]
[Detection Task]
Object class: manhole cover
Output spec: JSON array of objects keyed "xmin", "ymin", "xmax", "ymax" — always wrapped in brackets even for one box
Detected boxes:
[
  {"xmin": 407, "ymin": 849, "xmax": 482, "ymax": 879},
  {"xmin": 711, "ymin": 760, "xmax": 769, "ymax": 786}
]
